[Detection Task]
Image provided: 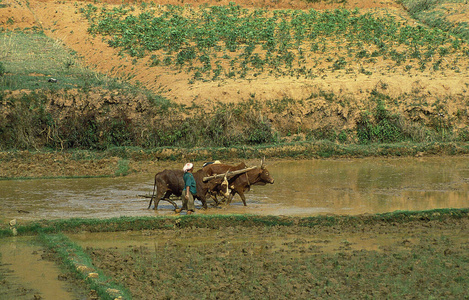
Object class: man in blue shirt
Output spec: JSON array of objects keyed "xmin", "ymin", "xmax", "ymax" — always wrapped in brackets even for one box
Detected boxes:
[{"xmin": 175, "ymin": 162, "xmax": 197, "ymax": 215}]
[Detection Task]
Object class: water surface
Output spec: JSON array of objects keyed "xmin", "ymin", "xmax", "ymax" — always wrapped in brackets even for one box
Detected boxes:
[{"xmin": 1, "ymin": 156, "xmax": 468, "ymax": 221}]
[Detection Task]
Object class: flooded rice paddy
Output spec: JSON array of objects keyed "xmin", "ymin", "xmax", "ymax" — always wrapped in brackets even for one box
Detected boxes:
[
  {"xmin": 1, "ymin": 156, "xmax": 469, "ymax": 222},
  {"xmin": 1, "ymin": 156, "xmax": 469, "ymax": 299}
]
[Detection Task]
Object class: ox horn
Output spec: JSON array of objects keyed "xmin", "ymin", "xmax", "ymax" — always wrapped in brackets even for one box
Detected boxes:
[
  {"xmin": 261, "ymin": 156, "xmax": 265, "ymax": 169},
  {"xmin": 222, "ymin": 171, "xmax": 230, "ymax": 198}
]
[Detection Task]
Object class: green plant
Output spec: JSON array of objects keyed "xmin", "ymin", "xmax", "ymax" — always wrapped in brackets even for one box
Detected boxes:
[
  {"xmin": 115, "ymin": 159, "xmax": 130, "ymax": 176},
  {"xmin": 0, "ymin": 62, "xmax": 5, "ymax": 76},
  {"xmin": 332, "ymin": 57, "xmax": 347, "ymax": 70},
  {"xmin": 245, "ymin": 121, "xmax": 275, "ymax": 145},
  {"xmin": 79, "ymin": 3, "xmax": 468, "ymax": 82},
  {"xmin": 356, "ymin": 92, "xmax": 409, "ymax": 144}
]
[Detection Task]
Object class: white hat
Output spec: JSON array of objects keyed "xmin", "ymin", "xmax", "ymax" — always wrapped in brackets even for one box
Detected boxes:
[{"xmin": 183, "ymin": 163, "xmax": 194, "ymax": 172}]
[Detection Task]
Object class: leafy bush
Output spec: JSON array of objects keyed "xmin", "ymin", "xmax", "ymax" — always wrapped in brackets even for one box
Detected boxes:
[
  {"xmin": 357, "ymin": 92, "xmax": 407, "ymax": 144},
  {"xmin": 0, "ymin": 62, "xmax": 5, "ymax": 76},
  {"xmin": 245, "ymin": 121, "xmax": 275, "ymax": 145},
  {"xmin": 0, "ymin": 93, "xmax": 53, "ymax": 149}
]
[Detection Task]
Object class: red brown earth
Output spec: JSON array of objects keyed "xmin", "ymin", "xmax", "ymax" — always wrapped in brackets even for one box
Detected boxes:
[{"xmin": 2, "ymin": 0, "xmax": 468, "ymax": 109}]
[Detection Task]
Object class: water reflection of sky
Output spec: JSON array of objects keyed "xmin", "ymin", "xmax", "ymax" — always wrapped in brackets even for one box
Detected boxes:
[{"xmin": 1, "ymin": 156, "xmax": 469, "ymax": 220}]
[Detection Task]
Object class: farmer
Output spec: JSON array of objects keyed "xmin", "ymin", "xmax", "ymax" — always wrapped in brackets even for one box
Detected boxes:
[{"xmin": 175, "ymin": 162, "xmax": 196, "ymax": 215}]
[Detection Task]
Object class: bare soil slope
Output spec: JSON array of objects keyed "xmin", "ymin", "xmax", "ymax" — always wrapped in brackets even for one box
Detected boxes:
[{"xmin": 2, "ymin": 0, "xmax": 468, "ymax": 108}]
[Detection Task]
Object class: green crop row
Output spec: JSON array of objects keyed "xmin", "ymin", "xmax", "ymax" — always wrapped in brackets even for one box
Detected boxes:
[{"xmin": 81, "ymin": 3, "xmax": 469, "ymax": 81}]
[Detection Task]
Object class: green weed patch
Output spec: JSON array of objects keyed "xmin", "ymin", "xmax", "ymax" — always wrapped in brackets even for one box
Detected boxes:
[{"xmin": 2, "ymin": 208, "xmax": 468, "ymax": 237}]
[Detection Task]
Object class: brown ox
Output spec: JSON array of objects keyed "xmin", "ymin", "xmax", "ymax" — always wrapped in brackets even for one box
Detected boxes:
[
  {"xmin": 225, "ymin": 158, "xmax": 274, "ymax": 206},
  {"xmin": 148, "ymin": 169, "xmax": 229, "ymax": 210},
  {"xmin": 202, "ymin": 162, "xmax": 247, "ymax": 204},
  {"xmin": 204, "ymin": 159, "xmax": 274, "ymax": 206}
]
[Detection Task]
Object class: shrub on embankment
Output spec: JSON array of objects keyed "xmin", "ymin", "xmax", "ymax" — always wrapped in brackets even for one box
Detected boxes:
[{"xmin": 1, "ymin": 88, "xmax": 469, "ymax": 151}]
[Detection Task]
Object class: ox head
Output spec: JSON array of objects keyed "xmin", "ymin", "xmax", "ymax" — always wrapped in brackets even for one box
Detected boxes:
[{"xmin": 259, "ymin": 157, "xmax": 274, "ymax": 184}]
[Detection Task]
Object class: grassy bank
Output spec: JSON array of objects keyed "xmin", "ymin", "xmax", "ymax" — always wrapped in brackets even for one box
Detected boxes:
[
  {"xmin": 38, "ymin": 233, "xmax": 131, "ymax": 300},
  {"xmin": 0, "ymin": 29, "xmax": 159, "ymax": 94},
  {"xmin": 1, "ymin": 141, "xmax": 469, "ymax": 180},
  {"xmin": 2, "ymin": 67, "xmax": 469, "ymax": 151},
  {"xmin": 2, "ymin": 208, "xmax": 468, "ymax": 237}
]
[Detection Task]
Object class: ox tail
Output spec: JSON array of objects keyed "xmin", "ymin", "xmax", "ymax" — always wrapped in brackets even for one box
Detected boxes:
[{"xmin": 148, "ymin": 174, "xmax": 158, "ymax": 209}]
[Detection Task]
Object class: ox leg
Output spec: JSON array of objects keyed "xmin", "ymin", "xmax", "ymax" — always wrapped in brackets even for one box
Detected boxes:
[
  {"xmin": 153, "ymin": 191, "xmax": 174, "ymax": 210},
  {"xmin": 153, "ymin": 198, "xmax": 162, "ymax": 210},
  {"xmin": 209, "ymin": 193, "xmax": 220, "ymax": 206},
  {"xmin": 226, "ymin": 192, "xmax": 236, "ymax": 205},
  {"xmin": 165, "ymin": 198, "xmax": 178, "ymax": 210},
  {"xmin": 240, "ymin": 193, "xmax": 247, "ymax": 206},
  {"xmin": 226, "ymin": 191, "xmax": 247, "ymax": 206},
  {"xmin": 199, "ymin": 197, "xmax": 208, "ymax": 209},
  {"xmin": 218, "ymin": 195, "xmax": 228, "ymax": 204}
]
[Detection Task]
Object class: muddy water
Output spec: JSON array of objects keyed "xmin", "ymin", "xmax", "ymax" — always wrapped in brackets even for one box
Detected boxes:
[
  {"xmin": 0, "ymin": 237, "xmax": 81, "ymax": 300},
  {"xmin": 68, "ymin": 228, "xmax": 411, "ymax": 254},
  {"xmin": 262, "ymin": 155, "xmax": 469, "ymax": 215},
  {"xmin": 1, "ymin": 156, "xmax": 469, "ymax": 222}
]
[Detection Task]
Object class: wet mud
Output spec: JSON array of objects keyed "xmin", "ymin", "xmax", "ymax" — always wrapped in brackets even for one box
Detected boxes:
[{"xmin": 79, "ymin": 217, "xmax": 469, "ymax": 299}]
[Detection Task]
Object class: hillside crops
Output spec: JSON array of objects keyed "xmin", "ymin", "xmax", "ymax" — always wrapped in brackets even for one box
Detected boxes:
[{"xmin": 81, "ymin": 3, "xmax": 469, "ymax": 82}]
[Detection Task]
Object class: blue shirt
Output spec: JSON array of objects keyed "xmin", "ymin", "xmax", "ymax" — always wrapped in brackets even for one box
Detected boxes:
[{"xmin": 183, "ymin": 172, "xmax": 197, "ymax": 195}]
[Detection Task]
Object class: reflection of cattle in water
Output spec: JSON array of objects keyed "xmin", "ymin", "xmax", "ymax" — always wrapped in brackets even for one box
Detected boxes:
[
  {"xmin": 148, "ymin": 169, "xmax": 229, "ymax": 210},
  {"xmin": 204, "ymin": 158, "xmax": 274, "ymax": 206}
]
